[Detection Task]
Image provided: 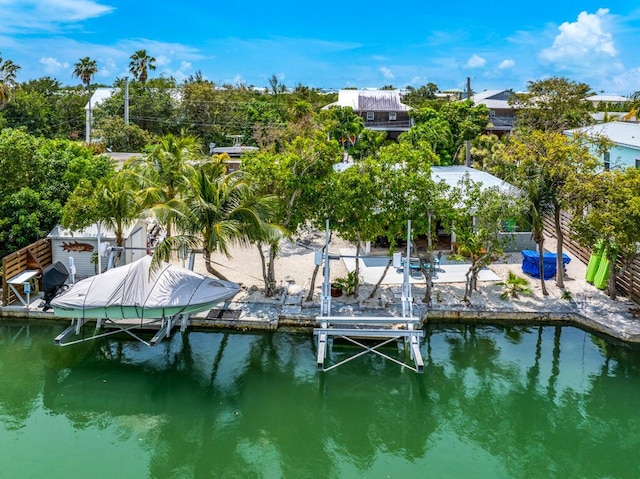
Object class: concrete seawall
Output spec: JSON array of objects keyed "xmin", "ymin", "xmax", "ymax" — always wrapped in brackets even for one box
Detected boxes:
[{"xmin": 3, "ymin": 294, "xmax": 640, "ymax": 345}]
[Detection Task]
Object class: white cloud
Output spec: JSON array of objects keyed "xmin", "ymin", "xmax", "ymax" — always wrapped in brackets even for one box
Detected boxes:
[
  {"xmin": 498, "ymin": 59, "xmax": 515, "ymax": 69},
  {"xmin": 599, "ymin": 67, "xmax": 640, "ymax": 96},
  {"xmin": 0, "ymin": 0, "xmax": 114, "ymax": 33},
  {"xmin": 39, "ymin": 56, "xmax": 69, "ymax": 73},
  {"xmin": 155, "ymin": 55, "xmax": 171, "ymax": 67},
  {"xmin": 380, "ymin": 66, "xmax": 394, "ymax": 79},
  {"xmin": 466, "ymin": 54, "xmax": 486, "ymax": 68},
  {"xmin": 38, "ymin": 0, "xmax": 114, "ymax": 21},
  {"xmin": 98, "ymin": 58, "xmax": 118, "ymax": 78},
  {"xmin": 540, "ymin": 9, "xmax": 617, "ymax": 64}
]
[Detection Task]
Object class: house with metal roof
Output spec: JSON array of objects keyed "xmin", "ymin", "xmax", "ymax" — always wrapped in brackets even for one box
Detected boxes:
[
  {"xmin": 565, "ymin": 121, "xmax": 640, "ymax": 170},
  {"xmin": 585, "ymin": 94, "xmax": 629, "ymax": 109},
  {"xmin": 468, "ymin": 89, "xmax": 516, "ymax": 136},
  {"xmin": 323, "ymin": 90, "xmax": 412, "ymax": 140}
]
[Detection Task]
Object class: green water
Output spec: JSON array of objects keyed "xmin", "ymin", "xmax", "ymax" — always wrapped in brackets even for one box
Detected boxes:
[{"xmin": 1, "ymin": 322, "xmax": 640, "ymax": 479}]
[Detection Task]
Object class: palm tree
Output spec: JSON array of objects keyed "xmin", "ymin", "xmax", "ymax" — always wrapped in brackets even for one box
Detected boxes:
[
  {"xmin": 154, "ymin": 162, "xmax": 279, "ymax": 280},
  {"xmin": 96, "ymin": 170, "xmax": 143, "ymax": 247},
  {"xmin": 72, "ymin": 57, "xmax": 98, "ymax": 143},
  {"xmin": 131, "ymin": 133, "xmax": 199, "ymax": 237},
  {"xmin": 321, "ymin": 106, "xmax": 365, "ymax": 154},
  {"xmin": 497, "ymin": 271, "xmax": 533, "ymax": 299},
  {"xmin": 0, "ymin": 52, "xmax": 20, "ymax": 109},
  {"xmin": 520, "ymin": 168, "xmax": 554, "ymax": 296},
  {"xmin": 129, "ymin": 50, "xmax": 156, "ymax": 85}
]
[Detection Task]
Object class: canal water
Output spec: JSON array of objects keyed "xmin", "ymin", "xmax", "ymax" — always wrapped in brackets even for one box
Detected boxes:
[{"xmin": 1, "ymin": 321, "xmax": 640, "ymax": 479}]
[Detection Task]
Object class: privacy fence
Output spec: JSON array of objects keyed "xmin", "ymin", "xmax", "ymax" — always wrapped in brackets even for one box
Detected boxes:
[
  {"xmin": 1, "ymin": 239, "xmax": 52, "ymax": 306},
  {"xmin": 543, "ymin": 211, "xmax": 640, "ymax": 304}
]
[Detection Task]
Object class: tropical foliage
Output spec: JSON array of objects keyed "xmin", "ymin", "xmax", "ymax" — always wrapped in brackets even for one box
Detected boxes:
[
  {"xmin": 568, "ymin": 168, "xmax": 640, "ymax": 299},
  {"xmin": 0, "ymin": 51, "xmax": 20, "ymax": 109},
  {"xmin": 129, "ymin": 50, "xmax": 156, "ymax": 85},
  {"xmin": 0, "ymin": 128, "xmax": 113, "ymax": 257},
  {"xmin": 510, "ymin": 76, "xmax": 593, "ymax": 132},
  {"xmin": 153, "ymin": 161, "xmax": 280, "ymax": 280},
  {"xmin": 495, "ymin": 130, "xmax": 600, "ymax": 289},
  {"xmin": 447, "ymin": 176, "xmax": 519, "ymax": 301},
  {"xmin": 497, "ymin": 271, "xmax": 532, "ymax": 300}
]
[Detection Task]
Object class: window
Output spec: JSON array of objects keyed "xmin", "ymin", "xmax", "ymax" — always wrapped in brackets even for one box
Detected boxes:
[
  {"xmin": 366, "ymin": 111, "xmax": 374, "ymax": 121},
  {"xmin": 603, "ymin": 152, "xmax": 610, "ymax": 170},
  {"xmin": 389, "ymin": 112, "xmax": 397, "ymax": 121},
  {"xmin": 636, "ymin": 158, "xmax": 640, "ymax": 169}
]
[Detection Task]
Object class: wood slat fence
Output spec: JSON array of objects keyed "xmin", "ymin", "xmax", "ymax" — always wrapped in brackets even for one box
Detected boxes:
[
  {"xmin": 543, "ymin": 211, "xmax": 640, "ymax": 304},
  {"xmin": 1, "ymin": 239, "xmax": 52, "ymax": 305}
]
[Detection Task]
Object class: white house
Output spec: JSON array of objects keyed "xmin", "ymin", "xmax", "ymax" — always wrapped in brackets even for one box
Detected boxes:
[
  {"xmin": 48, "ymin": 221, "xmax": 148, "ymax": 279},
  {"xmin": 585, "ymin": 94, "xmax": 629, "ymax": 109}
]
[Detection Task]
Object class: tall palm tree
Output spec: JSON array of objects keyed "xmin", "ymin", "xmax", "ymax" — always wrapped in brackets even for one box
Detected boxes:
[
  {"xmin": 130, "ymin": 133, "xmax": 199, "ymax": 237},
  {"xmin": 154, "ymin": 162, "xmax": 279, "ymax": 280},
  {"xmin": 72, "ymin": 57, "xmax": 98, "ymax": 142},
  {"xmin": 129, "ymin": 49, "xmax": 156, "ymax": 85},
  {"xmin": 520, "ymin": 168, "xmax": 554, "ymax": 296},
  {"xmin": 0, "ymin": 52, "xmax": 21, "ymax": 109}
]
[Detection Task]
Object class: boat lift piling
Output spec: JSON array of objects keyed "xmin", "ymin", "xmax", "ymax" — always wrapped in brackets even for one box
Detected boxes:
[{"xmin": 314, "ymin": 220, "xmax": 424, "ymax": 373}]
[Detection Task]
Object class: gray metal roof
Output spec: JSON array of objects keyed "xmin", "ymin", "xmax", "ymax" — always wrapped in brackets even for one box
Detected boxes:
[
  {"xmin": 325, "ymin": 90, "xmax": 411, "ymax": 112},
  {"xmin": 565, "ymin": 121, "xmax": 640, "ymax": 150},
  {"xmin": 469, "ymin": 89, "xmax": 514, "ymax": 110}
]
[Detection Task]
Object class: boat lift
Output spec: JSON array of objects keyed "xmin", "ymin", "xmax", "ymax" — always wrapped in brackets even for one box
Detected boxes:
[
  {"xmin": 54, "ymin": 251, "xmax": 193, "ymax": 347},
  {"xmin": 54, "ymin": 313, "xmax": 190, "ymax": 347},
  {"xmin": 314, "ymin": 221, "xmax": 424, "ymax": 373}
]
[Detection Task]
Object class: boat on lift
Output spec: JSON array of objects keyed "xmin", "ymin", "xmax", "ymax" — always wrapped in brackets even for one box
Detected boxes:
[{"xmin": 51, "ymin": 255, "xmax": 240, "ymax": 346}]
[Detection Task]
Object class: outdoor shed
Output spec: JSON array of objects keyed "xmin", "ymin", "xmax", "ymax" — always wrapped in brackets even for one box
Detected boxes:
[{"xmin": 47, "ymin": 220, "xmax": 148, "ymax": 279}]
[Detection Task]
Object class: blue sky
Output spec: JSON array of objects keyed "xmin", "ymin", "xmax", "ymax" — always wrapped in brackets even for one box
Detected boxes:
[{"xmin": 2, "ymin": 1, "xmax": 640, "ymax": 94}]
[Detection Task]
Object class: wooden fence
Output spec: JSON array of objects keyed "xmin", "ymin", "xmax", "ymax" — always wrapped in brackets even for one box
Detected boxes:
[
  {"xmin": 543, "ymin": 212, "xmax": 640, "ymax": 303},
  {"xmin": 1, "ymin": 238, "xmax": 52, "ymax": 306}
]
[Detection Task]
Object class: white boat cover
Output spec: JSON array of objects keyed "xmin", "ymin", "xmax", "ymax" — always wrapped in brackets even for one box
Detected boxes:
[{"xmin": 51, "ymin": 255, "xmax": 240, "ymax": 319}]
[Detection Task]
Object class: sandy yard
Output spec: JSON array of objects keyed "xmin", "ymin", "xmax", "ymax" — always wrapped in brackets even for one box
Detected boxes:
[{"xmin": 186, "ymin": 228, "xmax": 634, "ymax": 318}]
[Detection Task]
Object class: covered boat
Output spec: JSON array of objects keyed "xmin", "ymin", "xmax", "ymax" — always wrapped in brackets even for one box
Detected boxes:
[
  {"xmin": 51, "ymin": 255, "xmax": 240, "ymax": 319},
  {"xmin": 52, "ymin": 255, "xmax": 240, "ymax": 347}
]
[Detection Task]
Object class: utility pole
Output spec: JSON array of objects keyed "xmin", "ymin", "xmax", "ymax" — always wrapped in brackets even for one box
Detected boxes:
[
  {"xmin": 124, "ymin": 76, "xmax": 129, "ymax": 124},
  {"xmin": 465, "ymin": 76, "xmax": 472, "ymax": 167}
]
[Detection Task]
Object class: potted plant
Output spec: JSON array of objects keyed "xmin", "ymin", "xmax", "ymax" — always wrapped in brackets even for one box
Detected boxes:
[{"xmin": 332, "ymin": 270, "xmax": 360, "ymax": 297}]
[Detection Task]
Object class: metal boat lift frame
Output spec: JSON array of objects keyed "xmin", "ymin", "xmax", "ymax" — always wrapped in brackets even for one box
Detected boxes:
[
  {"xmin": 314, "ymin": 220, "xmax": 424, "ymax": 373},
  {"xmin": 54, "ymin": 313, "xmax": 189, "ymax": 347}
]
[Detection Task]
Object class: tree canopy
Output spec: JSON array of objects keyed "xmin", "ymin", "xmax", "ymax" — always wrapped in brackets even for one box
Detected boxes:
[{"xmin": 510, "ymin": 77, "xmax": 593, "ymax": 132}]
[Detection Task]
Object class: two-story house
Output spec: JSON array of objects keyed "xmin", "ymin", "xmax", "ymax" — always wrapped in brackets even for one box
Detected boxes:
[
  {"xmin": 324, "ymin": 89, "xmax": 412, "ymax": 140},
  {"xmin": 468, "ymin": 89, "xmax": 516, "ymax": 136}
]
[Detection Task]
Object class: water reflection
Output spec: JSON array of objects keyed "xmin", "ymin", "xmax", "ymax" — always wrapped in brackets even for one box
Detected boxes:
[{"xmin": 1, "ymin": 323, "xmax": 640, "ymax": 478}]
